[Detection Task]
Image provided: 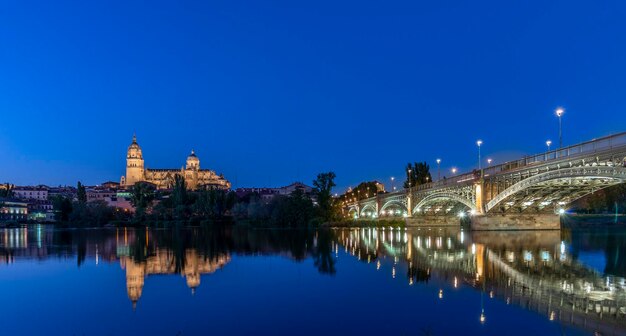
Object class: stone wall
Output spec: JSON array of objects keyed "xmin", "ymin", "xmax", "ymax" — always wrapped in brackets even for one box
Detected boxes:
[
  {"xmin": 471, "ymin": 214, "xmax": 560, "ymax": 231},
  {"xmin": 405, "ymin": 216, "xmax": 460, "ymax": 227}
]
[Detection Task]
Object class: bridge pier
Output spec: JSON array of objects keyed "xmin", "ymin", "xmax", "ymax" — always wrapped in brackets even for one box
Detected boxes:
[{"xmin": 470, "ymin": 213, "xmax": 561, "ymax": 231}]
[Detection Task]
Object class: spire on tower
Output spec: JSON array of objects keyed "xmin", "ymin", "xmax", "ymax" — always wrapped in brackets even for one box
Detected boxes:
[{"xmin": 132, "ymin": 133, "xmax": 137, "ymax": 143}]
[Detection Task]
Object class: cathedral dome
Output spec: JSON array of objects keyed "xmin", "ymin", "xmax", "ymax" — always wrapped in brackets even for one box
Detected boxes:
[
  {"xmin": 127, "ymin": 134, "xmax": 143, "ymax": 159},
  {"xmin": 186, "ymin": 150, "xmax": 200, "ymax": 169}
]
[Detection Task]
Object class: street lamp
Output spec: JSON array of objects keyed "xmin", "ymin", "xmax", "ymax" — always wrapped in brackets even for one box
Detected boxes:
[
  {"xmin": 546, "ymin": 140, "xmax": 552, "ymax": 151},
  {"xmin": 390, "ymin": 177, "xmax": 395, "ymax": 192},
  {"xmin": 487, "ymin": 158, "xmax": 492, "ymax": 167},
  {"xmin": 555, "ymin": 107, "xmax": 564, "ymax": 149},
  {"xmin": 451, "ymin": 167, "xmax": 457, "ymax": 175},
  {"xmin": 476, "ymin": 140, "xmax": 483, "ymax": 170},
  {"xmin": 436, "ymin": 159, "xmax": 441, "ymax": 181}
]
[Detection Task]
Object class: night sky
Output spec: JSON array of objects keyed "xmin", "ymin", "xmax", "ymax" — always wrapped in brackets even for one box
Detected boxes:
[{"xmin": 1, "ymin": 0, "xmax": 625, "ymax": 192}]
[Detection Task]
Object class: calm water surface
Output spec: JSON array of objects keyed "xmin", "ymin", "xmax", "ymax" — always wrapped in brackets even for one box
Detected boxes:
[{"xmin": 2, "ymin": 225, "xmax": 626, "ymax": 335}]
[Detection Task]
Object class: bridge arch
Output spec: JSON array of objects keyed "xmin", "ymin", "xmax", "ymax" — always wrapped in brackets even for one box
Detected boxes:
[
  {"xmin": 380, "ymin": 200, "xmax": 408, "ymax": 215},
  {"xmin": 347, "ymin": 205, "xmax": 359, "ymax": 218},
  {"xmin": 486, "ymin": 166, "xmax": 626, "ymax": 213},
  {"xmin": 412, "ymin": 192, "xmax": 477, "ymax": 214},
  {"xmin": 360, "ymin": 204, "xmax": 377, "ymax": 217}
]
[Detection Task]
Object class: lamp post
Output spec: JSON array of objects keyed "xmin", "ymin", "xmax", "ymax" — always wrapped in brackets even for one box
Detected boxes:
[
  {"xmin": 476, "ymin": 140, "xmax": 483, "ymax": 170},
  {"xmin": 487, "ymin": 158, "xmax": 492, "ymax": 167},
  {"xmin": 555, "ymin": 107, "xmax": 564, "ymax": 149},
  {"xmin": 546, "ymin": 140, "xmax": 552, "ymax": 151},
  {"xmin": 436, "ymin": 159, "xmax": 441, "ymax": 181},
  {"xmin": 451, "ymin": 167, "xmax": 457, "ymax": 176},
  {"xmin": 391, "ymin": 177, "xmax": 395, "ymax": 192}
]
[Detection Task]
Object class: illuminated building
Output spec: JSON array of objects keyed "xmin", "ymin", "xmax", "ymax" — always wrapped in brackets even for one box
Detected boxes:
[{"xmin": 120, "ymin": 135, "xmax": 231, "ymax": 190}]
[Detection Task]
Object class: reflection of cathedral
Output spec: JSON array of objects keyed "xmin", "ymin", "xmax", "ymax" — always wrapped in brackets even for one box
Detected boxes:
[
  {"xmin": 121, "ymin": 250, "xmax": 230, "ymax": 308},
  {"xmin": 121, "ymin": 135, "xmax": 231, "ymax": 190}
]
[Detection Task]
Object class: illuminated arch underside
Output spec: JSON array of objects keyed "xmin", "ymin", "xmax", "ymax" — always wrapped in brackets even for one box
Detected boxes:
[
  {"xmin": 486, "ymin": 167, "xmax": 626, "ymax": 213},
  {"xmin": 413, "ymin": 192, "xmax": 477, "ymax": 215}
]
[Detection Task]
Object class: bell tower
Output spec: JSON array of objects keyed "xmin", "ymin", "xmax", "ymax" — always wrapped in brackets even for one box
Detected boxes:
[{"xmin": 125, "ymin": 134, "xmax": 145, "ymax": 186}]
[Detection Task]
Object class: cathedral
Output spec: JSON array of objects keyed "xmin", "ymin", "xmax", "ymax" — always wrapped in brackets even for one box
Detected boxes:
[{"xmin": 120, "ymin": 135, "xmax": 231, "ymax": 190}]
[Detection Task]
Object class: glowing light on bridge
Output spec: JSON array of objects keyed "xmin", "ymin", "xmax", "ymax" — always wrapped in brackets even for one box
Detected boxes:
[
  {"xmin": 555, "ymin": 107, "xmax": 565, "ymax": 148},
  {"xmin": 477, "ymin": 140, "xmax": 483, "ymax": 169}
]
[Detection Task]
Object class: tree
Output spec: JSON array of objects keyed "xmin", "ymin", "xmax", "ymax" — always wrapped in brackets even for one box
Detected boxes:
[
  {"xmin": 69, "ymin": 200, "xmax": 114, "ymax": 226},
  {"xmin": 129, "ymin": 182, "xmax": 156, "ymax": 218},
  {"xmin": 77, "ymin": 182, "xmax": 87, "ymax": 203},
  {"xmin": 51, "ymin": 195, "xmax": 73, "ymax": 222},
  {"xmin": 269, "ymin": 189, "xmax": 315, "ymax": 227},
  {"xmin": 312, "ymin": 229, "xmax": 336, "ymax": 274},
  {"xmin": 194, "ymin": 189, "xmax": 237, "ymax": 218},
  {"xmin": 0, "ymin": 183, "xmax": 14, "ymax": 198},
  {"xmin": 404, "ymin": 162, "xmax": 433, "ymax": 188},
  {"xmin": 170, "ymin": 175, "xmax": 189, "ymax": 220},
  {"xmin": 313, "ymin": 172, "xmax": 336, "ymax": 222}
]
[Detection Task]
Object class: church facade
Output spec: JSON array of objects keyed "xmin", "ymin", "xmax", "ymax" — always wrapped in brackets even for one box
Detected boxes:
[{"xmin": 120, "ymin": 135, "xmax": 231, "ymax": 190}]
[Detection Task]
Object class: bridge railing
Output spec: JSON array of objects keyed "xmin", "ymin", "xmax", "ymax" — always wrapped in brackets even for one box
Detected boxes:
[
  {"xmin": 482, "ymin": 131, "xmax": 626, "ymax": 177},
  {"xmin": 415, "ymin": 172, "xmax": 477, "ymax": 191},
  {"xmin": 349, "ymin": 132, "xmax": 626, "ymax": 204}
]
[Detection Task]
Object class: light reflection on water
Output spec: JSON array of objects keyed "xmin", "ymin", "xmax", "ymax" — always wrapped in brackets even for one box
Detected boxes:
[{"xmin": 1, "ymin": 225, "xmax": 626, "ymax": 335}]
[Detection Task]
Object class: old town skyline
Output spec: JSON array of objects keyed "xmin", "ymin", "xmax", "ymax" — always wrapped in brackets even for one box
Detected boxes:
[{"xmin": 2, "ymin": 1, "xmax": 626, "ymax": 192}]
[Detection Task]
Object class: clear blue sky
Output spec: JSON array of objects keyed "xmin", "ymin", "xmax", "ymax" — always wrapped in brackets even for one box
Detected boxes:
[{"xmin": 1, "ymin": 0, "xmax": 625, "ymax": 192}]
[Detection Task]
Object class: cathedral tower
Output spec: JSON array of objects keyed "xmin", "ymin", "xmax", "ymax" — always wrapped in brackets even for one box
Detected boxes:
[
  {"xmin": 125, "ymin": 134, "xmax": 145, "ymax": 186},
  {"xmin": 186, "ymin": 150, "xmax": 200, "ymax": 189}
]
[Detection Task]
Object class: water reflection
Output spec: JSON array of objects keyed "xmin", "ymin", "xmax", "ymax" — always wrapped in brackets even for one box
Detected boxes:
[
  {"xmin": 335, "ymin": 226, "xmax": 626, "ymax": 334},
  {"xmin": 0, "ymin": 226, "xmax": 337, "ymax": 307},
  {"xmin": 2, "ymin": 225, "xmax": 626, "ymax": 334}
]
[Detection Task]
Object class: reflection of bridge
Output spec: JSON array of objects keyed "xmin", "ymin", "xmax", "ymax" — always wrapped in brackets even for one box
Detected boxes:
[
  {"xmin": 344, "ymin": 133, "xmax": 626, "ymax": 229},
  {"xmin": 335, "ymin": 228, "xmax": 626, "ymax": 334}
]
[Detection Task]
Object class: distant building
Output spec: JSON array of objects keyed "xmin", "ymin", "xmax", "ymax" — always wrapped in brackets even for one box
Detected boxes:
[
  {"xmin": 235, "ymin": 182, "xmax": 314, "ymax": 203},
  {"xmin": 0, "ymin": 198, "xmax": 29, "ymax": 221},
  {"xmin": 27, "ymin": 200, "xmax": 55, "ymax": 222},
  {"xmin": 370, "ymin": 181, "xmax": 386, "ymax": 193},
  {"xmin": 48, "ymin": 186, "xmax": 77, "ymax": 200},
  {"xmin": 0, "ymin": 183, "xmax": 14, "ymax": 192},
  {"xmin": 276, "ymin": 182, "xmax": 313, "ymax": 195},
  {"xmin": 87, "ymin": 189, "xmax": 117, "ymax": 202},
  {"xmin": 235, "ymin": 187, "xmax": 279, "ymax": 202},
  {"xmin": 104, "ymin": 195, "xmax": 134, "ymax": 213},
  {"xmin": 121, "ymin": 135, "xmax": 231, "ymax": 191},
  {"xmin": 13, "ymin": 186, "xmax": 48, "ymax": 201},
  {"xmin": 101, "ymin": 181, "xmax": 120, "ymax": 189}
]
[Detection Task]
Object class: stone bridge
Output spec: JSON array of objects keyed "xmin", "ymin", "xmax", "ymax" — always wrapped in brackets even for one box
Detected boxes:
[{"xmin": 344, "ymin": 132, "xmax": 626, "ymax": 229}]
